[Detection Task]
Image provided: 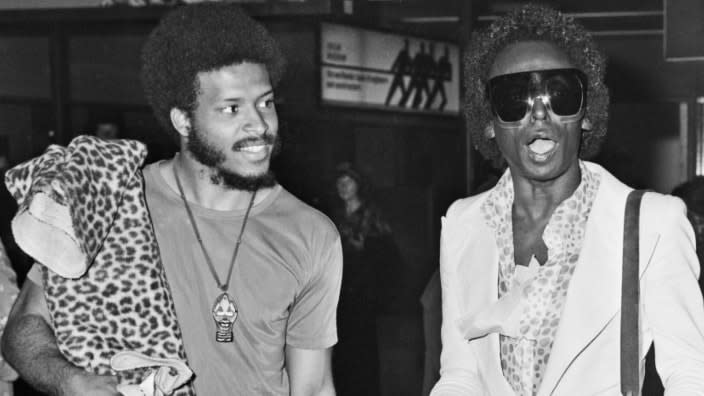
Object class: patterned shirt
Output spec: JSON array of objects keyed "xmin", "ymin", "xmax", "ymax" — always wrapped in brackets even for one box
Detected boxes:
[{"xmin": 481, "ymin": 161, "xmax": 600, "ymax": 395}]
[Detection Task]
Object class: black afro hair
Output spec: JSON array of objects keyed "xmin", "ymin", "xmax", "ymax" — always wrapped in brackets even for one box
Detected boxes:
[
  {"xmin": 141, "ymin": 3, "xmax": 287, "ymax": 141},
  {"xmin": 464, "ymin": 3, "xmax": 609, "ymax": 166}
]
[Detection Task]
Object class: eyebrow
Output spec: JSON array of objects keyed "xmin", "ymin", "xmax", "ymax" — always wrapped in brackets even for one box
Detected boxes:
[
  {"xmin": 257, "ymin": 89, "xmax": 275, "ymax": 100},
  {"xmin": 220, "ymin": 89, "xmax": 274, "ymax": 103}
]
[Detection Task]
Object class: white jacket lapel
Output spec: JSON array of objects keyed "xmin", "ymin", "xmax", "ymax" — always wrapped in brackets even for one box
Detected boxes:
[
  {"xmin": 538, "ymin": 163, "xmax": 659, "ymax": 395},
  {"xmin": 448, "ymin": 201, "xmax": 515, "ymax": 395},
  {"xmin": 538, "ymin": 164, "xmax": 628, "ymax": 395}
]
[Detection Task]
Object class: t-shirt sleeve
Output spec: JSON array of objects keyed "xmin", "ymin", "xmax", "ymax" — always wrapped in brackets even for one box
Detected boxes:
[{"xmin": 286, "ymin": 230, "xmax": 342, "ymax": 349}]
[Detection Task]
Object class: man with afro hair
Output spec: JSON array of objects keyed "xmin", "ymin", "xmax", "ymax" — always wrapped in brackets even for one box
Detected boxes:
[
  {"xmin": 2, "ymin": 3, "xmax": 341, "ymax": 395},
  {"xmin": 431, "ymin": 4, "xmax": 704, "ymax": 395}
]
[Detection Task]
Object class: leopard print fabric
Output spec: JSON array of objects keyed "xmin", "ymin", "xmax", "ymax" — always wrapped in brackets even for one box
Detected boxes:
[{"xmin": 5, "ymin": 135, "xmax": 195, "ymax": 395}]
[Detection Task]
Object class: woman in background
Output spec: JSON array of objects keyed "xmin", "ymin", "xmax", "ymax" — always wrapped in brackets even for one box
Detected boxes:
[{"xmin": 331, "ymin": 163, "xmax": 393, "ymax": 396}]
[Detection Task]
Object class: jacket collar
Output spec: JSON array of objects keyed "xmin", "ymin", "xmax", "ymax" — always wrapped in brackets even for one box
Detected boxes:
[
  {"xmin": 538, "ymin": 162, "xmax": 658, "ymax": 395},
  {"xmin": 536, "ymin": 162, "xmax": 628, "ymax": 394},
  {"xmin": 453, "ymin": 162, "xmax": 659, "ymax": 395}
]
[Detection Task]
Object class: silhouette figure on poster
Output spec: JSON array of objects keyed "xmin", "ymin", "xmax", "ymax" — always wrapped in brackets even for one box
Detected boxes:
[
  {"xmin": 385, "ymin": 39, "xmax": 412, "ymax": 106},
  {"xmin": 426, "ymin": 45, "xmax": 452, "ymax": 110},
  {"xmin": 400, "ymin": 42, "xmax": 432, "ymax": 109},
  {"xmin": 386, "ymin": 40, "xmax": 452, "ymax": 111},
  {"xmin": 422, "ymin": 43, "xmax": 439, "ymax": 109}
]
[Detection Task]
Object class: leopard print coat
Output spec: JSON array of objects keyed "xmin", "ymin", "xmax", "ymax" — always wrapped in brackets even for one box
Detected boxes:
[{"xmin": 5, "ymin": 135, "xmax": 195, "ymax": 395}]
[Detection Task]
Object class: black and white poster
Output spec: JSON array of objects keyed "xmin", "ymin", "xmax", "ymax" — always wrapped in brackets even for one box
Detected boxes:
[{"xmin": 320, "ymin": 23, "xmax": 460, "ymax": 114}]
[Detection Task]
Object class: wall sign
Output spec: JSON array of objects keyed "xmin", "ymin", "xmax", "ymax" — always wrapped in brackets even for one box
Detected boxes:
[
  {"xmin": 664, "ymin": 0, "xmax": 704, "ymax": 61},
  {"xmin": 320, "ymin": 23, "xmax": 460, "ymax": 114}
]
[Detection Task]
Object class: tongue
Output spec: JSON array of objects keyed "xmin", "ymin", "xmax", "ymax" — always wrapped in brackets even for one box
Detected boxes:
[{"xmin": 529, "ymin": 139, "xmax": 555, "ymax": 155}]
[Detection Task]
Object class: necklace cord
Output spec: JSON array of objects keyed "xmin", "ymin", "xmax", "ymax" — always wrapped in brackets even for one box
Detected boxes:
[{"xmin": 173, "ymin": 163, "xmax": 257, "ymax": 293}]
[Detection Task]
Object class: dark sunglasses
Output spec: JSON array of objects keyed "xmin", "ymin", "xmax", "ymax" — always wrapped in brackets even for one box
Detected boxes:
[{"xmin": 486, "ymin": 68, "xmax": 588, "ymax": 124}]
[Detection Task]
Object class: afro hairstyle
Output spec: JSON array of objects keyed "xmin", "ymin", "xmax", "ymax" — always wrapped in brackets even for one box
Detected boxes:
[
  {"xmin": 464, "ymin": 3, "xmax": 609, "ymax": 166},
  {"xmin": 141, "ymin": 3, "xmax": 287, "ymax": 141}
]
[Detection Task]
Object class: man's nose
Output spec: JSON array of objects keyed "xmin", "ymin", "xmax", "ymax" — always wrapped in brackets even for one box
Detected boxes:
[
  {"xmin": 529, "ymin": 95, "xmax": 549, "ymax": 121},
  {"xmin": 243, "ymin": 106, "xmax": 268, "ymax": 135}
]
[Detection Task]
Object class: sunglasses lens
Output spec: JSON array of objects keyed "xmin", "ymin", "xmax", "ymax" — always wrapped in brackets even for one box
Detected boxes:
[
  {"xmin": 488, "ymin": 69, "xmax": 586, "ymax": 123},
  {"xmin": 490, "ymin": 80, "xmax": 530, "ymax": 122},
  {"xmin": 545, "ymin": 74, "xmax": 584, "ymax": 116}
]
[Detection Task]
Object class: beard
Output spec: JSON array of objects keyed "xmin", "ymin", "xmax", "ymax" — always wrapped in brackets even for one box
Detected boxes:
[{"xmin": 186, "ymin": 125, "xmax": 280, "ymax": 192}]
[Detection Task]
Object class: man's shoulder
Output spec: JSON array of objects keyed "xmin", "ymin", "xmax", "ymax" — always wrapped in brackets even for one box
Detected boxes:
[
  {"xmin": 584, "ymin": 161, "xmax": 687, "ymax": 228},
  {"xmin": 140, "ymin": 161, "xmax": 161, "ymax": 187},
  {"xmin": 640, "ymin": 190, "xmax": 688, "ymax": 228},
  {"xmin": 272, "ymin": 187, "xmax": 339, "ymax": 236},
  {"xmin": 141, "ymin": 161, "xmax": 161, "ymax": 178},
  {"xmin": 445, "ymin": 190, "xmax": 490, "ymax": 221},
  {"xmin": 141, "ymin": 160, "xmax": 172, "ymax": 196}
]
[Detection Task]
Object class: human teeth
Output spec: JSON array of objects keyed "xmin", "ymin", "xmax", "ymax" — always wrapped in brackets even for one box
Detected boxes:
[
  {"xmin": 241, "ymin": 145, "xmax": 266, "ymax": 153},
  {"xmin": 528, "ymin": 139, "xmax": 555, "ymax": 155}
]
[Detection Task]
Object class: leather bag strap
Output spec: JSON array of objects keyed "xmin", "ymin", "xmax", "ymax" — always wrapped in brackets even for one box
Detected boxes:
[{"xmin": 621, "ymin": 189, "xmax": 646, "ymax": 396}]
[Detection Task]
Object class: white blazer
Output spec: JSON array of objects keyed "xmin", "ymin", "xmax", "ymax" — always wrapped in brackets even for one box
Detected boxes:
[{"xmin": 430, "ymin": 162, "xmax": 704, "ymax": 396}]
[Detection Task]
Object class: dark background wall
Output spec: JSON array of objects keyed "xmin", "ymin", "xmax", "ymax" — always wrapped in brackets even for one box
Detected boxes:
[{"xmin": 595, "ymin": 32, "xmax": 704, "ymax": 193}]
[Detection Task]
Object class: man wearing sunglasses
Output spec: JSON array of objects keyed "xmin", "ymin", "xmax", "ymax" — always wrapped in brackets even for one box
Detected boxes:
[{"xmin": 431, "ymin": 4, "xmax": 704, "ymax": 395}]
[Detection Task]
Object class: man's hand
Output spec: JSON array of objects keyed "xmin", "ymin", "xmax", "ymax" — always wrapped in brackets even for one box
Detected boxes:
[
  {"xmin": 61, "ymin": 371, "xmax": 120, "ymax": 396},
  {"xmin": 1, "ymin": 278, "xmax": 121, "ymax": 396}
]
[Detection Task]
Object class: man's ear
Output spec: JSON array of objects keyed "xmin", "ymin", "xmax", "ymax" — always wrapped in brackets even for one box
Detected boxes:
[
  {"xmin": 483, "ymin": 123, "xmax": 495, "ymax": 139},
  {"xmin": 170, "ymin": 108, "xmax": 191, "ymax": 138}
]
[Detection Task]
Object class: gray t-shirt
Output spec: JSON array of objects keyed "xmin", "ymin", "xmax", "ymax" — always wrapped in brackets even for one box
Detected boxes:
[
  {"xmin": 30, "ymin": 161, "xmax": 342, "ymax": 395},
  {"xmin": 144, "ymin": 162, "xmax": 342, "ymax": 395}
]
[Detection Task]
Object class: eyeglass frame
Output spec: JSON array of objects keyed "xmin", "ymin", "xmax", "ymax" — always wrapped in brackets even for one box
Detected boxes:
[{"xmin": 485, "ymin": 67, "xmax": 589, "ymax": 127}]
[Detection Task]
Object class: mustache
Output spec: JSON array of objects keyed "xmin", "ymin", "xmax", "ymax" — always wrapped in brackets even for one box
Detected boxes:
[{"xmin": 231, "ymin": 133, "xmax": 277, "ymax": 151}]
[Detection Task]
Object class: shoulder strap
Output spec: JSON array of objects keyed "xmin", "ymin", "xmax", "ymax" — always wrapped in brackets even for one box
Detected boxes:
[{"xmin": 621, "ymin": 189, "xmax": 646, "ymax": 396}]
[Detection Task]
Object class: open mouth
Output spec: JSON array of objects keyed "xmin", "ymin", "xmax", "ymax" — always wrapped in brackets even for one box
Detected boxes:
[
  {"xmin": 232, "ymin": 139, "xmax": 272, "ymax": 162},
  {"xmin": 238, "ymin": 144, "xmax": 268, "ymax": 153},
  {"xmin": 527, "ymin": 137, "xmax": 556, "ymax": 161}
]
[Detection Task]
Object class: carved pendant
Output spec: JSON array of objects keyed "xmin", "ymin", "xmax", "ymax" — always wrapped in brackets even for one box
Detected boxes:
[{"xmin": 212, "ymin": 292, "xmax": 238, "ymax": 343}]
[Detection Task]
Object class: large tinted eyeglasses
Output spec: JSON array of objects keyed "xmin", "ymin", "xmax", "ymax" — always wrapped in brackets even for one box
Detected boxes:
[{"xmin": 486, "ymin": 68, "xmax": 588, "ymax": 124}]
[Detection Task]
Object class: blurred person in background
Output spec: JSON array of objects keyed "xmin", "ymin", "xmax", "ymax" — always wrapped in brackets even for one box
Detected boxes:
[
  {"xmin": 95, "ymin": 122, "xmax": 120, "ymax": 140},
  {"xmin": 330, "ymin": 162, "xmax": 395, "ymax": 396}
]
